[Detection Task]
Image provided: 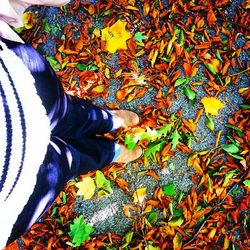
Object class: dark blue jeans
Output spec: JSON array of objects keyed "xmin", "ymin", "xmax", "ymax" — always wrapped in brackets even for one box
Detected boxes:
[{"xmin": 3, "ymin": 38, "xmax": 116, "ymax": 243}]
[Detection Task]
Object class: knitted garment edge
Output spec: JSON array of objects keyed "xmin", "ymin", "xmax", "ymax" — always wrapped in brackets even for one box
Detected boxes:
[{"xmin": 0, "ymin": 40, "xmax": 51, "ymax": 248}]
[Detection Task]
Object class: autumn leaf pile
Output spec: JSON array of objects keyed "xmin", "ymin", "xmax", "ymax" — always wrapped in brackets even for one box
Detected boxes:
[{"xmin": 6, "ymin": 0, "xmax": 250, "ymax": 249}]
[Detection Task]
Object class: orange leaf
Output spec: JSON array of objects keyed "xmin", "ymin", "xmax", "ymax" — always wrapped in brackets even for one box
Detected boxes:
[
  {"xmin": 183, "ymin": 62, "xmax": 192, "ymax": 77},
  {"xmin": 207, "ymin": 7, "xmax": 217, "ymax": 26},
  {"xmin": 146, "ymin": 169, "xmax": 160, "ymax": 180}
]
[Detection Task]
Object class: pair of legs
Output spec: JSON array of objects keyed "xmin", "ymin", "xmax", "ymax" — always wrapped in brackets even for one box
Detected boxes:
[{"xmin": 3, "ymin": 38, "xmax": 141, "ymax": 244}]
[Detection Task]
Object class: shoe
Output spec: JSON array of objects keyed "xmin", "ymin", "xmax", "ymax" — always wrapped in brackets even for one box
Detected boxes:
[
  {"xmin": 111, "ymin": 110, "xmax": 140, "ymax": 128},
  {"xmin": 114, "ymin": 145, "xmax": 143, "ymax": 163}
]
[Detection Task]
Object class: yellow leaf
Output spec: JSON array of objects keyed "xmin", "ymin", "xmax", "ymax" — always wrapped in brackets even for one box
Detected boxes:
[
  {"xmin": 22, "ymin": 12, "xmax": 38, "ymax": 29},
  {"xmin": 173, "ymin": 232, "xmax": 182, "ymax": 250},
  {"xmin": 93, "ymin": 27, "xmax": 101, "ymax": 37},
  {"xmin": 101, "ymin": 20, "xmax": 132, "ymax": 54},
  {"xmin": 208, "ymin": 228, "xmax": 217, "ymax": 238},
  {"xmin": 133, "ymin": 188, "xmax": 147, "ymax": 204},
  {"xmin": 75, "ymin": 177, "xmax": 96, "ymax": 200},
  {"xmin": 151, "ymin": 49, "xmax": 159, "ymax": 67},
  {"xmin": 168, "ymin": 217, "xmax": 184, "ymax": 227},
  {"xmin": 223, "ymin": 235, "xmax": 230, "ymax": 249},
  {"xmin": 201, "ymin": 97, "xmax": 225, "ymax": 116}
]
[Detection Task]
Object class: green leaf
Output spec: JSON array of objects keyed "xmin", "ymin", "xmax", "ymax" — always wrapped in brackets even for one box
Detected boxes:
[
  {"xmin": 228, "ymin": 153, "xmax": 244, "ymax": 160},
  {"xmin": 77, "ymin": 63, "xmax": 87, "ymax": 71},
  {"xmin": 62, "ymin": 191, "xmax": 67, "ymax": 205},
  {"xmin": 95, "ymin": 170, "xmax": 113, "ymax": 195},
  {"xmin": 221, "ymin": 144, "xmax": 240, "ymax": 154},
  {"xmin": 225, "ymin": 124, "xmax": 243, "ymax": 137},
  {"xmin": 125, "ymin": 123, "xmax": 173, "ymax": 150},
  {"xmin": 134, "ymin": 31, "xmax": 147, "ymax": 43},
  {"xmin": 46, "ymin": 56, "xmax": 61, "ymax": 71},
  {"xmin": 183, "ymin": 86, "xmax": 196, "ymax": 100},
  {"xmin": 148, "ymin": 212, "xmax": 158, "ymax": 224},
  {"xmin": 50, "ymin": 206, "xmax": 58, "ymax": 217},
  {"xmin": 223, "ymin": 169, "xmax": 238, "ymax": 186},
  {"xmin": 101, "ymin": 179, "xmax": 113, "ymax": 193},
  {"xmin": 121, "ymin": 231, "xmax": 133, "ymax": 248},
  {"xmin": 205, "ymin": 114, "xmax": 214, "ymax": 131},
  {"xmin": 95, "ymin": 170, "xmax": 106, "ymax": 188},
  {"xmin": 124, "ymin": 134, "xmax": 137, "ymax": 150},
  {"xmin": 168, "ymin": 216, "xmax": 184, "ymax": 226},
  {"xmin": 44, "ymin": 21, "xmax": 51, "ymax": 33},
  {"xmin": 148, "ymin": 243, "xmax": 160, "ymax": 250},
  {"xmin": 174, "ymin": 78, "xmax": 188, "ymax": 87},
  {"xmin": 240, "ymin": 104, "xmax": 250, "ymax": 110},
  {"xmin": 88, "ymin": 64, "xmax": 98, "ymax": 71},
  {"xmin": 170, "ymin": 129, "xmax": 181, "ymax": 150},
  {"xmin": 163, "ymin": 183, "xmax": 176, "ymax": 196},
  {"xmin": 177, "ymin": 191, "xmax": 185, "ymax": 204},
  {"xmin": 215, "ymin": 49, "xmax": 224, "ymax": 62},
  {"xmin": 15, "ymin": 27, "xmax": 24, "ymax": 34},
  {"xmin": 205, "ymin": 63, "xmax": 217, "ymax": 75},
  {"xmin": 179, "ymin": 29, "xmax": 185, "ymax": 46},
  {"xmin": 173, "ymin": 208, "xmax": 183, "ymax": 218},
  {"xmin": 145, "ymin": 141, "xmax": 165, "ymax": 162},
  {"xmin": 69, "ymin": 215, "xmax": 94, "ymax": 247},
  {"xmin": 243, "ymin": 179, "xmax": 250, "ymax": 188}
]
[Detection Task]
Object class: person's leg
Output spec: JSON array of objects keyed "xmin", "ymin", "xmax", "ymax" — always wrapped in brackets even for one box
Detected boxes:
[
  {"xmin": 2, "ymin": 37, "xmax": 140, "ymax": 138},
  {"xmin": 7, "ymin": 134, "xmax": 118, "ymax": 244}
]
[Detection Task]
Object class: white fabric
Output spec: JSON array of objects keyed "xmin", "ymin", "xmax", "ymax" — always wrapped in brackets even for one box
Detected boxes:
[{"xmin": 0, "ymin": 40, "xmax": 51, "ymax": 249}]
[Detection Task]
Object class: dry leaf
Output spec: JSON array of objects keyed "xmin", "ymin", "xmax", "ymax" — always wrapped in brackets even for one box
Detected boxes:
[
  {"xmin": 133, "ymin": 188, "xmax": 147, "ymax": 204},
  {"xmin": 75, "ymin": 177, "xmax": 96, "ymax": 200},
  {"xmin": 201, "ymin": 97, "xmax": 225, "ymax": 116},
  {"xmin": 101, "ymin": 20, "xmax": 132, "ymax": 53}
]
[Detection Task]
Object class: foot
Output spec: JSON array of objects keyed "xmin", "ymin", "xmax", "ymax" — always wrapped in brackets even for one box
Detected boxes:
[
  {"xmin": 114, "ymin": 145, "xmax": 143, "ymax": 163},
  {"xmin": 111, "ymin": 110, "xmax": 140, "ymax": 128}
]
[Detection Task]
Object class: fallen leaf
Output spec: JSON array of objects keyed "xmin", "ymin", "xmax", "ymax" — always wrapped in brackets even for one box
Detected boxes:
[
  {"xmin": 101, "ymin": 20, "xmax": 132, "ymax": 53},
  {"xmin": 133, "ymin": 187, "xmax": 147, "ymax": 204},
  {"xmin": 75, "ymin": 177, "xmax": 96, "ymax": 200},
  {"xmin": 201, "ymin": 97, "xmax": 225, "ymax": 115}
]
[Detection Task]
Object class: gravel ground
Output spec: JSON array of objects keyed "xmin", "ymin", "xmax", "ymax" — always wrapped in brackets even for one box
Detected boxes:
[{"xmin": 30, "ymin": 0, "xmax": 249, "ymax": 239}]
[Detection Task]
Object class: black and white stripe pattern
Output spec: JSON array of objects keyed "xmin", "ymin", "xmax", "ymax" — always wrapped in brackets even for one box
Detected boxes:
[
  {"xmin": 0, "ymin": 40, "xmax": 51, "ymax": 248},
  {"xmin": 0, "ymin": 57, "xmax": 26, "ymax": 201}
]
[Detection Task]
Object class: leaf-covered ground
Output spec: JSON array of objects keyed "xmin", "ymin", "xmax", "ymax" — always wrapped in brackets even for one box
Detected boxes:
[{"xmin": 5, "ymin": 0, "xmax": 250, "ymax": 249}]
